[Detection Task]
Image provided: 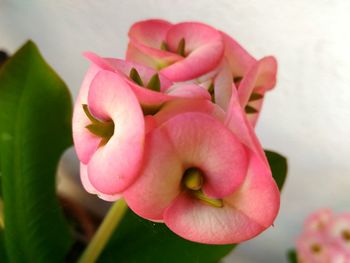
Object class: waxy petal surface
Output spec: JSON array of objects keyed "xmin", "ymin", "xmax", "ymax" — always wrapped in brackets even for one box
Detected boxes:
[
  {"xmin": 164, "ymin": 154, "xmax": 279, "ymax": 244},
  {"xmin": 125, "ymin": 112, "xmax": 249, "ymax": 221},
  {"xmin": 80, "ymin": 163, "xmax": 120, "ymax": 201},
  {"xmin": 72, "ymin": 65, "xmax": 102, "ymax": 164},
  {"xmin": 86, "ymin": 71, "xmax": 145, "ymax": 194},
  {"xmin": 161, "ymin": 22, "xmax": 224, "ymax": 81}
]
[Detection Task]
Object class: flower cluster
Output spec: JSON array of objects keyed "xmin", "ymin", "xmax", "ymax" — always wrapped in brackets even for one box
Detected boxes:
[
  {"xmin": 72, "ymin": 19, "xmax": 280, "ymax": 244},
  {"xmin": 297, "ymin": 209, "xmax": 350, "ymax": 263}
]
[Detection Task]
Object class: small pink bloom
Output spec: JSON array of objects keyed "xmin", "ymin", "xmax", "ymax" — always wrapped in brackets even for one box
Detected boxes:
[
  {"xmin": 126, "ymin": 19, "xmax": 277, "ymax": 125},
  {"xmin": 72, "ymin": 70, "xmax": 145, "ymax": 197},
  {"xmin": 127, "ymin": 20, "xmax": 224, "ymax": 81},
  {"xmin": 304, "ymin": 208, "xmax": 333, "ymax": 234},
  {"xmin": 296, "ymin": 209, "xmax": 350, "ymax": 263},
  {"xmin": 327, "ymin": 214, "xmax": 350, "ymax": 255},
  {"xmin": 124, "ymin": 92, "xmax": 279, "ymax": 244},
  {"xmin": 297, "ymin": 232, "xmax": 334, "ymax": 263}
]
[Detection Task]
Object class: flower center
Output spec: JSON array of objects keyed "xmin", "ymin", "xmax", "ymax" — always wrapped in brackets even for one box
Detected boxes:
[
  {"xmin": 310, "ymin": 243, "xmax": 322, "ymax": 254},
  {"xmin": 82, "ymin": 104, "xmax": 115, "ymax": 146},
  {"xmin": 342, "ymin": 230, "xmax": 350, "ymax": 242},
  {"xmin": 182, "ymin": 168, "xmax": 223, "ymax": 208}
]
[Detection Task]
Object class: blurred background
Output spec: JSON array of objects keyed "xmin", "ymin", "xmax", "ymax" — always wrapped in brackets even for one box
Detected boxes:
[{"xmin": 1, "ymin": 0, "xmax": 350, "ymax": 262}]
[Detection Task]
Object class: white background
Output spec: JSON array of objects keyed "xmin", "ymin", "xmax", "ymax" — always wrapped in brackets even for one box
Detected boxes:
[{"xmin": 1, "ymin": 0, "xmax": 350, "ymax": 262}]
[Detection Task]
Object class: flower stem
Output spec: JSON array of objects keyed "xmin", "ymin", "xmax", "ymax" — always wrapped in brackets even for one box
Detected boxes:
[{"xmin": 78, "ymin": 199, "xmax": 128, "ymax": 263}]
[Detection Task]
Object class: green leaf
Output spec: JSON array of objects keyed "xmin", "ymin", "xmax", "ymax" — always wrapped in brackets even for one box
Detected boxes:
[
  {"xmin": 265, "ymin": 150, "xmax": 288, "ymax": 190},
  {"xmin": 0, "ymin": 41, "xmax": 73, "ymax": 263},
  {"xmin": 146, "ymin": 73, "xmax": 161, "ymax": 92},
  {"xmin": 287, "ymin": 249, "xmax": 297, "ymax": 263},
  {"xmin": 129, "ymin": 68, "xmax": 144, "ymax": 86},
  {"xmin": 98, "ymin": 209, "xmax": 235, "ymax": 263}
]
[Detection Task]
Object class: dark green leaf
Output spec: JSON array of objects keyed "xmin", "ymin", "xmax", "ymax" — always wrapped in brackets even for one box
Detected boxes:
[
  {"xmin": 0, "ymin": 50, "xmax": 8, "ymax": 68},
  {"xmin": 0, "ymin": 41, "xmax": 73, "ymax": 263},
  {"xmin": 287, "ymin": 249, "xmax": 297, "ymax": 263},
  {"xmin": 265, "ymin": 150, "xmax": 288, "ymax": 190},
  {"xmin": 146, "ymin": 73, "xmax": 161, "ymax": 92},
  {"xmin": 98, "ymin": 209, "xmax": 235, "ymax": 263},
  {"xmin": 245, "ymin": 105, "xmax": 258, "ymax": 114},
  {"xmin": 129, "ymin": 68, "xmax": 144, "ymax": 86},
  {"xmin": 176, "ymin": 38, "xmax": 186, "ymax": 57}
]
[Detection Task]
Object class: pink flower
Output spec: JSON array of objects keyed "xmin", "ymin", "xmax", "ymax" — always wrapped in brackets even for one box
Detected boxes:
[
  {"xmin": 83, "ymin": 52, "xmax": 211, "ymax": 113},
  {"xmin": 297, "ymin": 232, "xmax": 342, "ymax": 263},
  {"xmin": 126, "ymin": 19, "xmax": 277, "ymax": 125},
  {"xmin": 124, "ymin": 87, "xmax": 280, "ymax": 244},
  {"xmin": 327, "ymin": 214, "xmax": 350, "ymax": 255},
  {"xmin": 127, "ymin": 20, "xmax": 224, "ymax": 81},
  {"xmin": 303, "ymin": 208, "xmax": 333, "ymax": 234},
  {"xmin": 72, "ymin": 69, "xmax": 145, "ymax": 200},
  {"xmin": 296, "ymin": 209, "xmax": 350, "ymax": 263}
]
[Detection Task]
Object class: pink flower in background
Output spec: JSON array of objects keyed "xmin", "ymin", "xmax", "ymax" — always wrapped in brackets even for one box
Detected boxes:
[
  {"xmin": 72, "ymin": 70, "xmax": 145, "ymax": 200},
  {"xmin": 127, "ymin": 19, "xmax": 277, "ymax": 125},
  {"xmin": 304, "ymin": 208, "xmax": 333, "ymax": 234},
  {"xmin": 296, "ymin": 209, "xmax": 350, "ymax": 263},
  {"xmin": 327, "ymin": 214, "xmax": 350, "ymax": 255}
]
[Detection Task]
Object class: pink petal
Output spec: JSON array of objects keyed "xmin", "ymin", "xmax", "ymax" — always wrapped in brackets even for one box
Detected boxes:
[
  {"xmin": 86, "ymin": 70, "xmax": 145, "ymax": 194},
  {"xmin": 72, "ymin": 65, "xmax": 102, "ymax": 164},
  {"xmin": 164, "ymin": 154, "xmax": 279, "ymax": 244},
  {"xmin": 326, "ymin": 214, "xmax": 350, "ymax": 253},
  {"xmin": 165, "ymin": 83, "xmax": 210, "ymax": 100},
  {"xmin": 164, "ymin": 192, "xmax": 264, "ymax": 244},
  {"xmin": 238, "ymin": 56, "xmax": 278, "ymax": 108},
  {"xmin": 159, "ymin": 41, "xmax": 223, "ymax": 81},
  {"xmin": 128, "ymin": 19, "xmax": 173, "ymax": 49},
  {"xmin": 125, "ymin": 112, "xmax": 249, "ymax": 221},
  {"xmin": 221, "ymin": 32, "xmax": 256, "ymax": 77},
  {"xmin": 166, "ymin": 22, "xmax": 221, "ymax": 51},
  {"xmin": 124, "ymin": 128, "xmax": 183, "ymax": 221},
  {"xmin": 160, "ymin": 113, "xmax": 249, "ymax": 198},
  {"xmin": 223, "ymin": 154, "xmax": 280, "ymax": 233},
  {"xmin": 161, "ymin": 22, "xmax": 224, "ymax": 81},
  {"xmin": 80, "ymin": 163, "xmax": 120, "ymax": 201},
  {"xmin": 212, "ymin": 59, "xmax": 234, "ymax": 110},
  {"xmin": 127, "ymin": 41, "xmax": 183, "ymax": 70},
  {"xmin": 80, "ymin": 162, "xmax": 98, "ymax": 195},
  {"xmin": 84, "ymin": 52, "xmax": 210, "ymax": 108},
  {"xmin": 225, "ymin": 86, "xmax": 267, "ymax": 163},
  {"xmin": 304, "ymin": 208, "xmax": 333, "ymax": 233},
  {"xmin": 84, "ymin": 52, "xmax": 173, "ymax": 91},
  {"xmin": 297, "ymin": 232, "xmax": 330, "ymax": 263},
  {"xmin": 153, "ymin": 99, "xmax": 225, "ymax": 126}
]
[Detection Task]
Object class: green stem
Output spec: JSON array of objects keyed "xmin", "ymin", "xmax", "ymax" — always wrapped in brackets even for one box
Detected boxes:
[{"xmin": 78, "ymin": 199, "xmax": 128, "ymax": 263}]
